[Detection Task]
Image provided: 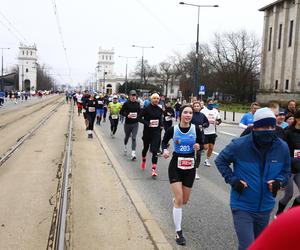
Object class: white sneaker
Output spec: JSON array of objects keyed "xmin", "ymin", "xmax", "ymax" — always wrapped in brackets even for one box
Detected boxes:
[
  {"xmin": 124, "ymin": 145, "xmax": 127, "ymax": 155},
  {"xmin": 195, "ymin": 171, "xmax": 200, "ymax": 180},
  {"xmin": 204, "ymin": 159, "xmax": 211, "ymax": 167},
  {"xmin": 131, "ymin": 151, "xmax": 136, "ymax": 161}
]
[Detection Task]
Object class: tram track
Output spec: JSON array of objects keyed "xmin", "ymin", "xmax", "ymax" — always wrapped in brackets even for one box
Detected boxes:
[
  {"xmin": 47, "ymin": 105, "xmax": 74, "ymax": 250},
  {"xmin": 0, "ymin": 95, "xmax": 62, "ymax": 130},
  {"xmin": 0, "ymin": 99, "xmax": 65, "ymax": 167}
]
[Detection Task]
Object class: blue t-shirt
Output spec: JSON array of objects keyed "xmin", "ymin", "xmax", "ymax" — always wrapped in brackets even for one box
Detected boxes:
[
  {"xmin": 0, "ymin": 91, "xmax": 4, "ymax": 98},
  {"xmin": 240, "ymin": 112, "xmax": 254, "ymax": 126}
]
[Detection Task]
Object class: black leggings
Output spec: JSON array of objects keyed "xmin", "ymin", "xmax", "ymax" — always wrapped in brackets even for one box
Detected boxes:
[
  {"xmin": 142, "ymin": 130, "xmax": 161, "ymax": 164},
  {"xmin": 109, "ymin": 117, "xmax": 119, "ymax": 134},
  {"xmin": 87, "ymin": 112, "xmax": 96, "ymax": 130}
]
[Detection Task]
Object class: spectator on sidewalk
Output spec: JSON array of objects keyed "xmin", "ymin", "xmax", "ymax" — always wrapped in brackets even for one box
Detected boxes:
[
  {"xmin": 276, "ymin": 109, "xmax": 289, "ymax": 129},
  {"xmin": 215, "ymin": 107, "xmax": 291, "ymax": 250},
  {"xmin": 285, "ymin": 99, "xmax": 297, "ymax": 118},
  {"xmin": 239, "ymin": 102, "xmax": 260, "ymax": 129}
]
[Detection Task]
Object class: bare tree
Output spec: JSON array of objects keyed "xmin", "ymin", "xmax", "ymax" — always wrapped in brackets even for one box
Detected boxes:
[
  {"xmin": 134, "ymin": 59, "xmax": 157, "ymax": 84},
  {"xmin": 205, "ymin": 30, "xmax": 261, "ymax": 102}
]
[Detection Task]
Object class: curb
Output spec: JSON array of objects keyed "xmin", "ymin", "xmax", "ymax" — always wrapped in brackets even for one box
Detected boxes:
[{"xmin": 94, "ymin": 129, "xmax": 173, "ymax": 250}]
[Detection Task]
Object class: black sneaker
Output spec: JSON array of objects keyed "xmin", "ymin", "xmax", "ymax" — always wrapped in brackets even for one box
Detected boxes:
[{"xmin": 175, "ymin": 230, "xmax": 186, "ymax": 246}]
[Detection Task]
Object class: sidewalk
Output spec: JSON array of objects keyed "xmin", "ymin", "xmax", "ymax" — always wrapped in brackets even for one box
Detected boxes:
[{"xmin": 72, "ymin": 114, "xmax": 162, "ymax": 249}]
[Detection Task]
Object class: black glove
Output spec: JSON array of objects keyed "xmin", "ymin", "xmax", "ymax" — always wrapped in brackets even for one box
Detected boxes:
[
  {"xmin": 232, "ymin": 180, "xmax": 245, "ymax": 193},
  {"xmin": 271, "ymin": 180, "xmax": 281, "ymax": 197}
]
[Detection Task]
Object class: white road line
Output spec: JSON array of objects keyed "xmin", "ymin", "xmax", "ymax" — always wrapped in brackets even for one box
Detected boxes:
[{"xmin": 219, "ymin": 130, "xmax": 238, "ymax": 137}]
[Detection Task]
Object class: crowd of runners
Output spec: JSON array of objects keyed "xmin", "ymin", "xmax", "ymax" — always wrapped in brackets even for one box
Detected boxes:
[
  {"xmin": 68, "ymin": 89, "xmax": 299, "ymax": 249},
  {"xmin": 0, "ymin": 89, "xmax": 52, "ymax": 107}
]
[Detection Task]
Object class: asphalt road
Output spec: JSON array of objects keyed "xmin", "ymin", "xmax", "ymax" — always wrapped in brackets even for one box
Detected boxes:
[{"xmin": 94, "ymin": 118, "xmax": 242, "ymax": 250}]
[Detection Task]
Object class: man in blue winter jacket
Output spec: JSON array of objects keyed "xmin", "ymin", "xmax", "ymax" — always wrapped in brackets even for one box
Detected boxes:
[{"xmin": 215, "ymin": 107, "xmax": 291, "ymax": 250}]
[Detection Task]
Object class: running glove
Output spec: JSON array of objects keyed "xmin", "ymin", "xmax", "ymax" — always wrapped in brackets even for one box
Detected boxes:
[
  {"xmin": 232, "ymin": 180, "xmax": 245, "ymax": 193},
  {"xmin": 271, "ymin": 180, "xmax": 281, "ymax": 197}
]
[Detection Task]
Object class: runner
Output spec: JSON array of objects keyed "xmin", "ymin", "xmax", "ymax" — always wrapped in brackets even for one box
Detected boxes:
[
  {"xmin": 103, "ymin": 94, "xmax": 109, "ymax": 122},
  {"xmin": 81, "ymin": 90, "xmax": 90, "ymax": 129},
  {"xmin": 174, "ymin": 99, "xmax": 181, "ymax": 122},
  {"xmin": 119, "ymin": 94, "xmax": 127, "ymax": 124},
  {"xmin": 162, "ymin": 105, "xmax": 202, "ymax": 246},
  {"xmin": 76, "ymin": 91, "xmax": 83, "ymax": 116},
  {"xmin": 275, "ymin": 110, "xmax": 300, "ymax": 216},
  {"xmin": 163, "ymin": 100, "xmax": 175, "ymax": 131},
  {"xmin": 120, "ymin": 90, "xmax": 140, "ymax": 160},
  {"xmin": 138, "ymin": 93, "xmax": 163, "ymax": 177},
  {"xmin": 201, "ymin": 99, "xmax": 222, "ymax": 167},
  {"xmin": 108, "ymin": 95, "xmax": 122, "ymax": 137},
  {"xmin": 84, "ymin": 92, "xmax": 97, "ymax": 139},
  {"xmin": 96, "ymin": 94, "xmax": 105, "ymax": 125},
  {"xmin": 191, "ymin": 101, "xmax": 209, "ymax": 179},
  {"xmin": 239, "ymin": 102, "xmax": 260, "ymax": 129}
]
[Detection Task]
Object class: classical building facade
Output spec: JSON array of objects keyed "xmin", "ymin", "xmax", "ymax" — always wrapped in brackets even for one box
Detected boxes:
[
  {"xmin": 18, "ymin": 44, "xmax": 37, "ymax": 91},
  {"xmin": 257, "ymin": 0, "xmax": 300, "ymax": 103}
]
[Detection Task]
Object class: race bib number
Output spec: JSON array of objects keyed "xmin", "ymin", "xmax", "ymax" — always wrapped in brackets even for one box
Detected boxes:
[
  {"xmin": 179, "ymin": 145, "xmax": 191, "ymax": 152},
  {"xmin": 98, "ymin": 101, "xmax": 103, "ymax": 104},
  {"xmin": 88, "ymin": 107, "xmax": 95, "ymax": 112},
  {"xmin": 149, "ymin": 119, "xmax": 159, "ymax": 127},
  {"xmin": 177, "ymin": 157, "xmax": 194, "ymax": 170},
  {"xmin": 294, "ymin": 150, "xmax": 300, "ymax": 158},
  {"xmin": 165, "ymin": 116, "xmax": 172, "ymax": 122},
  {"xmin": 129, "ymin": 112, "xmax": 137, "ymax": 119},
  {"xmin": 111, "ymin": 115, "xmax": 119, "ymax": 119}
]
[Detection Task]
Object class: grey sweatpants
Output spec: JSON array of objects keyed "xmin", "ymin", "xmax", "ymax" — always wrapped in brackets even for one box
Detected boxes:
[
  {"xmin": 124, "ymin": 123, "xmax": 139, "ymax": 151},
  {"xmin": 280, "ymin": 173, "xmax": 300, "ymax": 205}
]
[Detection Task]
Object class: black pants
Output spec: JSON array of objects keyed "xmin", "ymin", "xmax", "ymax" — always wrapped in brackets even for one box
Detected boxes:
[
  {"xmin": 86, "ymin": 112, "xmax": 96, "ymax": 130},
  {"xmin": 142, "ymin": 129, "xmax": 161, "ymax": 164},
  {"xmin": 109, "ymin": 116, "xmax": 119, "ymax": 134},
  {"xmin": 0, "ymin": 98, "xmax": 4, "ymax": 105}
]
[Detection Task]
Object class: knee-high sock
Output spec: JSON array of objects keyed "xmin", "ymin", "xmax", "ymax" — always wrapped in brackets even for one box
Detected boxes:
[{"xmin": 173, "ymin": 207, "xmax": 182, "ymax": 232}]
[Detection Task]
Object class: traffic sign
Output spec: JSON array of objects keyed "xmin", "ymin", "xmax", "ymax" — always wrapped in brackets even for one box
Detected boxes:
[{"xmin": 199, "ymin": 84, "xmax": 205, "ymax": 95}]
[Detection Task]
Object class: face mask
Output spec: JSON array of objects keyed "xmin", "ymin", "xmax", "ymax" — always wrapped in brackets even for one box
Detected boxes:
[
  {"xmin": 207, "ymin": 104, "xmax": 214, "ymax": 110},
  {"xmin": 253, "ymin": 130, "xmax": 277, "ymax": 146}
]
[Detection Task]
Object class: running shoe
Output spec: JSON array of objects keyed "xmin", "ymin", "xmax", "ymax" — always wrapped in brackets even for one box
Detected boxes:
[
  {"xmin": 140, "ymin": 160, "xmax": 146, "ymax": 170},
  {"xmin": 131, "ymin": 151, "xmax": 136, "ymax": 161},
  {"xmin": 151, "ymin": 166, "xmax": 157, "ymax": 177},
  {"xmin": 123, "ymin": 145, "xmax": 127, "ymax": 155},
  {"xmin": 204, "ymin": 159, "xmax": 211, "ymax": 167},
  {"xmin": 175, "ymin": 230, "xmax": 186, "ymax": 246},
  {"xmin": 195, "ymin": 170, "xmax": 200, "ymax": 180}
]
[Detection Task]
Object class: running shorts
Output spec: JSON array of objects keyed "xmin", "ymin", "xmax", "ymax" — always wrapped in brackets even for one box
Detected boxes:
[
  {"xmin": 204, "ymin": 134, "xmax": 217, "ymax": 145},
  {"xmin": 168, "ymin": 155, "xmax": 196, "ymax": 188},
  {"xmin": 96, "ymin": 109, "xmax": 104, "ymax": 116}
]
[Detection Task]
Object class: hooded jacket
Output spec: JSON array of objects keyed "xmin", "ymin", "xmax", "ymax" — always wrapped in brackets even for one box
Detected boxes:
[{"xmin": 215, "ymin": 133, "xmax": 290, "ymax": 212}]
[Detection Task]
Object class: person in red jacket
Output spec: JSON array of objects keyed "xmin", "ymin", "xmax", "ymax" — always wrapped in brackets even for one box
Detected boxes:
[{"xmin": 248, "ymin": 206, "xmax": 300, "ymax": 250}]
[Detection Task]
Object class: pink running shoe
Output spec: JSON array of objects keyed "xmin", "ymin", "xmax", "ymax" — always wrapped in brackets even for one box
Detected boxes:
[
  {"xmin": 140, "ymin": 158, "xmax": 146, "ymax": 170},
  {"xmin": 151, "ymin": 164, "xmax": 157, "ymax": 177}
]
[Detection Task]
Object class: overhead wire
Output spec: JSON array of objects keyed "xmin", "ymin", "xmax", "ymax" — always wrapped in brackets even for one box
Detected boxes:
[
  {"xmin": 50, "ymin": 0, "xmax": 73, "ymax": 84},
  {"xmin": 0, "ymin": 11, "xmax": 28, "ymax": 44}
]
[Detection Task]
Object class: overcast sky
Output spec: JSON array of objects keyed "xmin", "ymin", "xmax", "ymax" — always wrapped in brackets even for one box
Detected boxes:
[{"xmin": 1, "ymin": 0, "xmax": 271, "ymax": 85}]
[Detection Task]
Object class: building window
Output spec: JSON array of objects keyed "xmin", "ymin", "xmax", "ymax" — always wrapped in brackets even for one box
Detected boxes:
[
  {"xmin": 275, "ymin": 80, "xmax": 278, "ymax": 90},
  {"xmin": 26, "ymin": 68, "xmax": 28, "ymax": 73},
  {"xmin": 278, "ymin": 24, "xmax": 282, "ymax": 49},
  {"xmin": 110, "ymin": 55, "xmax": 111, "ymax": 60},
  {"xmin": 268, "ymin": 27, "xmax": 272, "ymax": 51},
  {"xmin": 106, "ymin": 55, "xmax": 108, "ymax": 60},
  {"xmin": 288, "ymin": 20, "xmax": 294, "ymax": 47},
  {"xmin": 285, "ymin": 79, "xmax": 289, "ymax": 90},
  {"xmin": 22, "ymin": 51, "xmax": 24, "ymax": 55},
  {"xmin": 102, "ymin": 55, "xmax": 104, "ymax": 60},
  {"xmin": 30, "ymin": 51, "xmax": 32, "ymax": 56}
]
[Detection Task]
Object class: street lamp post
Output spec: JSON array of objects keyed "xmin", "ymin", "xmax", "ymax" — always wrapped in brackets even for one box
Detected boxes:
[
  {"xmin": 1, "ymin": 47, "xmax": 10, "ymax": 91},
  {"xmin": 179, "ymin": 2, "xmax": 218, "ymax": 98},
  {"xmin": 132, "ymin": 45, "xmax": 154, "ymax": 84},
  {"xmin": 103, "ymin": 71, "xmax": 107, "ymax": 94},
  {"xmin": 119, "ymin": 56, "xmax": 137, "ymax": 94}
]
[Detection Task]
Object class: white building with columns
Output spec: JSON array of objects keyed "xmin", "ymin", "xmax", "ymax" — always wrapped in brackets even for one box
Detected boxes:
[
  {"xmin": 18, "ymin": 44, "xmax": 37, "ymax": 91},
  {"xmin": 257, "ymin": 0, "xmax": 300, "ymax": 103}
]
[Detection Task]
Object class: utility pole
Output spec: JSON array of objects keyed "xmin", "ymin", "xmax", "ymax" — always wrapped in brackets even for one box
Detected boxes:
[
  {"xmin": 132, "ymin": 45, "xmax": 154, "ymax": 84},
  {"xmin": 1, "ymin": 48, "xmax": 10, "ymax": 91},
  {"xmin": 119, "ymin": 56, "xmax": 137, "ymax": 94}
]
